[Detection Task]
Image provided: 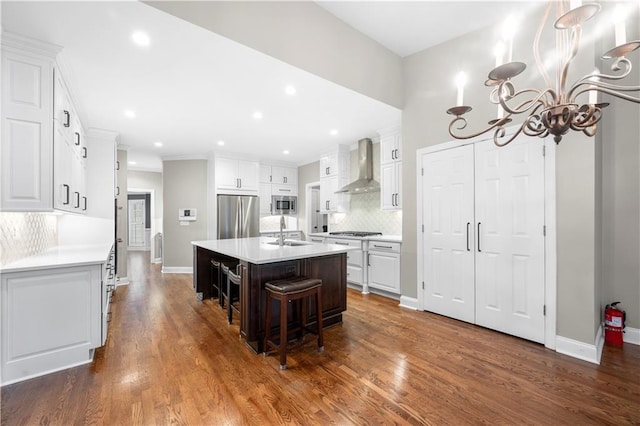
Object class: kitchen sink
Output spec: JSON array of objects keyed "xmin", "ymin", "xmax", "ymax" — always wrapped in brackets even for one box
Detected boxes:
[{"xmin": 265, "ymin": 240, "xmax": 311, "ymax": 247}]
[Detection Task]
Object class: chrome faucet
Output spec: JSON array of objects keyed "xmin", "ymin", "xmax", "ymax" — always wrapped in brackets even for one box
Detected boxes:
[{"xmin": 278, "ymin": 214, "xmax": 286, "ymax": 246}]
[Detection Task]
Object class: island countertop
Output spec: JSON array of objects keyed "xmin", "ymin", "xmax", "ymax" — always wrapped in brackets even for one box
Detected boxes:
[{"xmin": 192, "ymin": 237, "xmax": 355, "ymax": 264}]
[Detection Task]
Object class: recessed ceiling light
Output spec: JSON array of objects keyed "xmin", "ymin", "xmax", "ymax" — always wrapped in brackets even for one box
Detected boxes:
[
  {"xmin": 285, "ymin": 85, "xmax": 296, "ymax": 95},
  {"xmin": 252, "ymin": 111, "xmax": 263, "ymax": 120},
  {"xmin": 124, "ymin": 109, "xmax": 136, "ymax": 119},
  {"xmin": 154, "ymin": 141, "xmax": 163, "ymax": 147},
  {"xmin": 131, "ymin": 31, "xmax": 150, "ymax": 47},
  {"xmin": 283, "ymin": 150, "xmax": 290, "ymax": 155},
  {"xmin": 129, "ymin": 161, "xmax": 137, "ymax": 165},
  {"xmin": 330, "ymin": 129, "xmax": 339, "ymax": 136},
  {"xmin": 217, "ymin": 140, "xmax": 225, "ymax": 146}
]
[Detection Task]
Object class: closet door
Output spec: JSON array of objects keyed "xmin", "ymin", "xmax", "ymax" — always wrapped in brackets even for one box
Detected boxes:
[
  {"xmin": 421, "ymin": 144, "xmax": 475, "ymax": 323},
  {"xmin": 474, "ymin": 137, "xmax": 545, "ymax": 343}
]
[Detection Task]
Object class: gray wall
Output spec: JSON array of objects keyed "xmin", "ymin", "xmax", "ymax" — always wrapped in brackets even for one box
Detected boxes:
[
  {"xmin": 145, "ymin": 0, "xmax": 403, "ymax": 109},
  {"xmin": 163, "ymin": 160, "xmax": 208, "ymax": 268},
  {"xmin": 598, "ymin": 3, "xmax": 640, "ymax": 330}
]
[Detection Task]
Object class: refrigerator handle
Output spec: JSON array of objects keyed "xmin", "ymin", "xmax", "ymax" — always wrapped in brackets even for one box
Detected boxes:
[{"xmin": 237, "ymin": 197, "xmax": 242, "ymax": 238}]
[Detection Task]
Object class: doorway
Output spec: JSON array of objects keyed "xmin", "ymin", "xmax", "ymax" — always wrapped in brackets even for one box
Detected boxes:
[{"xmin": 306, "ymin": 182, "xmax": 328, "ymax": 236}]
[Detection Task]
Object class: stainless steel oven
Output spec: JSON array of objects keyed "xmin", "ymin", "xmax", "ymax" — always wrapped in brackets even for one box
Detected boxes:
[{"xmin": 271, "ymin": 195, "xmax": 297, "ymax": 215}]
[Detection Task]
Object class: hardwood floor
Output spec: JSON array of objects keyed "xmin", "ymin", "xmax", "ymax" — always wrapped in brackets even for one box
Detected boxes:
[{"xmin": 2, "ymin": 251, "xmax": 639, "ymax": 425}]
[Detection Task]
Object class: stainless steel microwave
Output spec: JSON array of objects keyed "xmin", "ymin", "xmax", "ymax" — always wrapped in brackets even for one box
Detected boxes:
[{"xmin": 271, "ymin": 195, "xmax": 297, "ymax": 215}]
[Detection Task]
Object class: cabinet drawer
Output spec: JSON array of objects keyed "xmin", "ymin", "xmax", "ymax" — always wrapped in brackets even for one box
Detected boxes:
[
  {"xmin": 346, "ymin": 250, "xmax": 363, "ymax": 267},
  {"xmin": 347, "ymin": 265, "xmax": 363, "ymax": 285},
  {"xmin": 272, "ymin": 184, "xmax": 297, "ymax": 195},
  {"xmin": 286, "ymin": 231, "xmax": 302, "ymax": 240},
  {"xmin": 325, "ymin": 238, "xmax": 362, "ymax": 249},
  {"xmin": 368, "ymin": 241, "xmax": 401, "ymax": 252},
  {"xmin": 308, "ymin": 237, "xmax": 325, "ymax": 243}
]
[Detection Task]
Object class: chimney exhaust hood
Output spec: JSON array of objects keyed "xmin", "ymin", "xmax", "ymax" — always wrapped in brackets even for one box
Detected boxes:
[{"xmin": 335, "ymin": 138, "xmax": 379, "ymax": 194}]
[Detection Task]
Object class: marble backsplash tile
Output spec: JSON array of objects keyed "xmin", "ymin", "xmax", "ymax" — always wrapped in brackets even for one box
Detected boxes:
[
  {"xmin": 330, "ymin": 191, "xmax": 402, "ymax": 235},
  {"xmin": 0, "ymin": 212, "xmax": 58, "ymax": 266}
]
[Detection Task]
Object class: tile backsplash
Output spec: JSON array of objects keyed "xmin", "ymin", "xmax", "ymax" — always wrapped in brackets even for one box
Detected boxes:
[
  {"xmin": 0, "ymin": 212, "xmax": 58, "ymax": 266},
  {"xmin": 330, "ymin": 191, "xmax": 402, "ymax": 235}
]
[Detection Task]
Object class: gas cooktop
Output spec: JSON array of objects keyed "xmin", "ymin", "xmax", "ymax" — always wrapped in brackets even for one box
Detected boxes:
[{"xmin": 329, "ymin": 231, "xmax": 383, "ymax": 237}]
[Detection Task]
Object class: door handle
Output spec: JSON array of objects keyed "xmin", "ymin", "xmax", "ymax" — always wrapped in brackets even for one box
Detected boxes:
[
  {"xmin": 477, "ymin": 222, "xmax": 482, "ymax": 252},
  {"xmin": 63, "ymin": 110, "xmax": 70, "ymax": 127},
  {"xmin": 62, "ymin": 184, "xmax": 70, "ymax": 205},
  {"xmin": 466, "ymin": 222, "xmax": 470, "ymax": 251},
  {"xmin": 75, "ymin": 132, "xmax": 80, "ymax": 146}
]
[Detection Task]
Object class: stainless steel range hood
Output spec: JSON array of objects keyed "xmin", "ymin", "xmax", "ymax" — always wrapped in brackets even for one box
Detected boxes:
[{"xmin": 335, "ymin": 138, "xmax": 379, "ymax": 194}]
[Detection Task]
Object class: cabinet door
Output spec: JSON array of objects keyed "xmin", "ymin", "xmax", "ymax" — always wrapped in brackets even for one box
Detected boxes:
[
  {"xmin": 1, "ymin": 50, "xmax": 53, "ymax": 211},
  {"xmin": 215, "ymin": 157, "xmax": 240, "ymax": 190},
  {"xmin": 53, "ymin": 69, "xmax": 72, "ymax": 141},
  {"xmin": 380, "ymin": 132, "xmax": 401, "ymax": 164},
  {"xmin": 259, "ymin": 183, "xmax": 272, "ymax": 215},
  {"xmin": 237, "ymin": 160, "xmax": 259, "ymax": 191},
  {"xmin": 319, "ymin": 152, "xmax": 337, "ymax": 177},
  {"xmin": 259, "ymin": 165, "xmax": 272, "ymax": 183},
  {"xmin": 319, "ymin": 176, "xmax": 338, "ymax": 212},
  {"xmin": 53, "ymin": 127, "xmax": 74, "ymax": 212},
  {"xmin": 368, "ymin": 251, "xmax": 400, "ymax": 293},
  {"xmin": 380, "ymin": 162, "xmax": 397, "ymax": 210},
  {"xmin": 272, "ymin": 166, "xmax": 297, "ymax": 185},
  {"xmin": 271, "ymin": 184, "xmax": 296, "ymax": 196}
]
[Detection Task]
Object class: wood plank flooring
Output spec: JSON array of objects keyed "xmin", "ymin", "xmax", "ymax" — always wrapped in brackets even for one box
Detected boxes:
[{"xmin": 2, "ymin": 251, "xmax": 639, "ymax": 425}]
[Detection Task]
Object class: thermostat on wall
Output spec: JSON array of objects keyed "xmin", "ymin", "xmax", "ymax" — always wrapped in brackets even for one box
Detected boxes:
[{"xmin": 178, "ymin": 208, "xmax": 197, "ymax": 221}]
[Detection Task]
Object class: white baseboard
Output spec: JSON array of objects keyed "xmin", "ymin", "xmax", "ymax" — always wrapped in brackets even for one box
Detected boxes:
[
  {"xmin": 556, "ymin": 326, "xmax": 603, "ymax": 365},
  {"xmin": 623, "ymin": 326, "xmax": 640, "ymax": 345},
  {"xmin": 116, "ymin": 276, "xmax": 129, "ymax": 286},
  {"xmin": 161, "ymin": 266, "xmax": 193, "ymax": 274},
  {"xmin": 399, "ymin": 295, "xmax": 418, "ymax": 310},
  {"xmin": 151, "ymin": 258, "xmax": 162, "ymax": 264},
  {"xmin": 127, "ymin": 246, "xmax": 150, "ymax": 251}
]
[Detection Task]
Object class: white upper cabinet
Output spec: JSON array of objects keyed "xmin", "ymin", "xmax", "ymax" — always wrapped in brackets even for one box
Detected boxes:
[
  {"xmin": 319, "ymin": 144, "xmax": 350, "ymax": 213},
  {"xmin": 379, "ymin": 126, "xmax": 402, "ymax": 211},
  {"xmin": 271, "ymin": 166, "xmax": 297, "ymax": 186},
  {"xmin": 215, "ymin": 156, "xmax": 259, "ymax": 194},
  {"xmin": 1, "ymin": 36, "xmax": 57, "ymax": 211}
]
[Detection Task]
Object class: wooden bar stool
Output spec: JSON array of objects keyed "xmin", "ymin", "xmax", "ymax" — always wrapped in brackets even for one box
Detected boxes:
[
  {"xmin": 221, "ymin": 262, "xmax": 240, "ymax": 324},
  {"xmin": 263, "ymin": 277, "xmax": 324, "ymax": 370},
  {"xmin": 210, "ymin": 258, "xmax": 222, "ymax": 307}
]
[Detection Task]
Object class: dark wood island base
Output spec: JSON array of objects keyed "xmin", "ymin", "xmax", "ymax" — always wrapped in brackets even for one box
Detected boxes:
[{"xmin": 194, "ymin": 245, "xmax": 347, "ymax": 353}]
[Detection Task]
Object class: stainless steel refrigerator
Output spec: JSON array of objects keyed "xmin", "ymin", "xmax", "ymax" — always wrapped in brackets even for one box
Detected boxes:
[{"xmin": 217, "ymin": 195, "xmax": 260, "ymax": 239}]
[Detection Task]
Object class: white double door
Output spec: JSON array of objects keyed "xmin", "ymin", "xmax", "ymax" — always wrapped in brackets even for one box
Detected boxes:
[{"xmin": 421, "ymin": 137, "xmax": 545, "ymax": 343}]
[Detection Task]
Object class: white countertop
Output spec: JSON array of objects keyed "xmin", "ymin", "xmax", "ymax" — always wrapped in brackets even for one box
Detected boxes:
[
  {"xmin": 192, "ymin": 237, "xmax": 355, "ymax": 264},
  {"xmin": 310, "ymin": 233, "xmax": 402, "ymax": 243},
  {"xmin": 0, "ymin": 243, "xmax": 114, "ymax": 273}
]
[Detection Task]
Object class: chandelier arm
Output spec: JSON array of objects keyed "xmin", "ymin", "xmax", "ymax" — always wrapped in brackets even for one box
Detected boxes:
[
  {"xmin": 532, "ymin": 1, "xmax": 555, "ymax": 91},
  {"xmin": 500, "ymin": 87, "xmax": 554, "ymax": 115},
  {"xmin": 584, "ymin": 86, "xmax": 640, "ymax": 104},
  {"xmin": 448, "ymin": 115, "xmax": 512, "ymax": 140},
  {"xmin": 567, "ymin": 58, "xmax": 634, "ymax": 100},
  {"xmin": 568, "ymin": 80, "xmax": 640, "ymax": 103},
  {"xmin": 493, "ymin": 121, "xmax": 527, "ymax": 147}
]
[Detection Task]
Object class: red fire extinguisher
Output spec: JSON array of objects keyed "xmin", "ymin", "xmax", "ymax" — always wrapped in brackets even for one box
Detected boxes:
[{"xmin": 604, "ymin": 302, "xmax": 626, "ymax": 346}]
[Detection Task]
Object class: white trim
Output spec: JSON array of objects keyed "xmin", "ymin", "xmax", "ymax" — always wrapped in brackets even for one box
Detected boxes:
[
  {"xmin": 399, "ymin": 295, "xmax": 418, "ymax": 310},
  {"xmin": 556, "ymin": 327, "xmax": 603, "ymax": 365},
  {"xmin": 596, "ymin": 323, "xmax": 605, "ymax": 364},
  {"xmin": 416, "ymin": 128, "xmax": 557, "ymax": 349},
  {"xmin": 1, "ymin": 357, "xmax": 93, "ymax": 387},
  {"xmin": 624, "ymin": 326, "xmax": 640, "ymax": 345},
  {"xmin": 1, "ymin": 31, "xmax": 62, "ymax": 57},
  {"xmin": 162, "ymin": 154, "xmax": 208, "ymax": 162},
  {"xmin": 305, "ymin": 181, "xmax": 321, "ymax": 237},
  {"xmin": 116, "ymin": 276, "xmax": 129, "ymax": 286},
  {"xmin": 161, "ymin": 266, "xmax": 193, "ymax": 274},
  {"xmin": 543, "ymin": 138, "xmax": 557, "ymax": 350}
]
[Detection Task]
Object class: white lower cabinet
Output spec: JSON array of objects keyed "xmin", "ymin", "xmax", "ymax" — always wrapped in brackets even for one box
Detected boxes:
[
  {"xmin": 0, "ymin": 249, "xmax": 114, "ymax": 385},
  {"xmin": 367, "ymin": 241, "xmax": 401, "ymax": 294},
  {"xmin": 326, "ymin": 237, "xmax": 364, "ymax": 286}
]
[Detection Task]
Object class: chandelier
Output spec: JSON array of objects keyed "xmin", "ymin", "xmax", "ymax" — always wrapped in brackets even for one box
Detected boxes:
[{"xmin": 446, "ymin": 0, "xmax": 639, "ymax": 146}]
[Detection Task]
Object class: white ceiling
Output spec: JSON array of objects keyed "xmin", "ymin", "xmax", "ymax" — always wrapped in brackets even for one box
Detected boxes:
[{"xmin": 1, "ymin": 1, "xmax": 524, "ymax": 172}]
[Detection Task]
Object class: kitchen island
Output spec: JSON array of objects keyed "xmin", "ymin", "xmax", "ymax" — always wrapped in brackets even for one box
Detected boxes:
[{"xmin": 192, "ymin": 237, "xmax": 351, "ymax": 353}]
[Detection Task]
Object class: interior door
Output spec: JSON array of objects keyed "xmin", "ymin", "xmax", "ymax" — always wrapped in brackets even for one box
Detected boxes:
[
  {"xmin": 128, "ymin": 199, "xmax": 145, "ymax": 247},
  {"xmin": 474, "ymin": 137, "xmax": 545, "ymax": 343},
  {"xmin": 421, "ymin": 144, "xmax": 475, "ymax": 323}
]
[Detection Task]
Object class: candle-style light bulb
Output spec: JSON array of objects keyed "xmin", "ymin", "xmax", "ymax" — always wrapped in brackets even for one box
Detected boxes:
[
  {"xmin": 613, "ymin": 4, "xmax": 627, "ymax": 46},
  {"xmin": 502, "ymin": 15, "xmax": 517, "ymax": 62},
  {"xmin": 455, "ymin": 72, "xmax": 467, "ymax": 106},
  {"xmin": 494, "ymin": 41, "xmax": 505, "ymax": 68}
]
